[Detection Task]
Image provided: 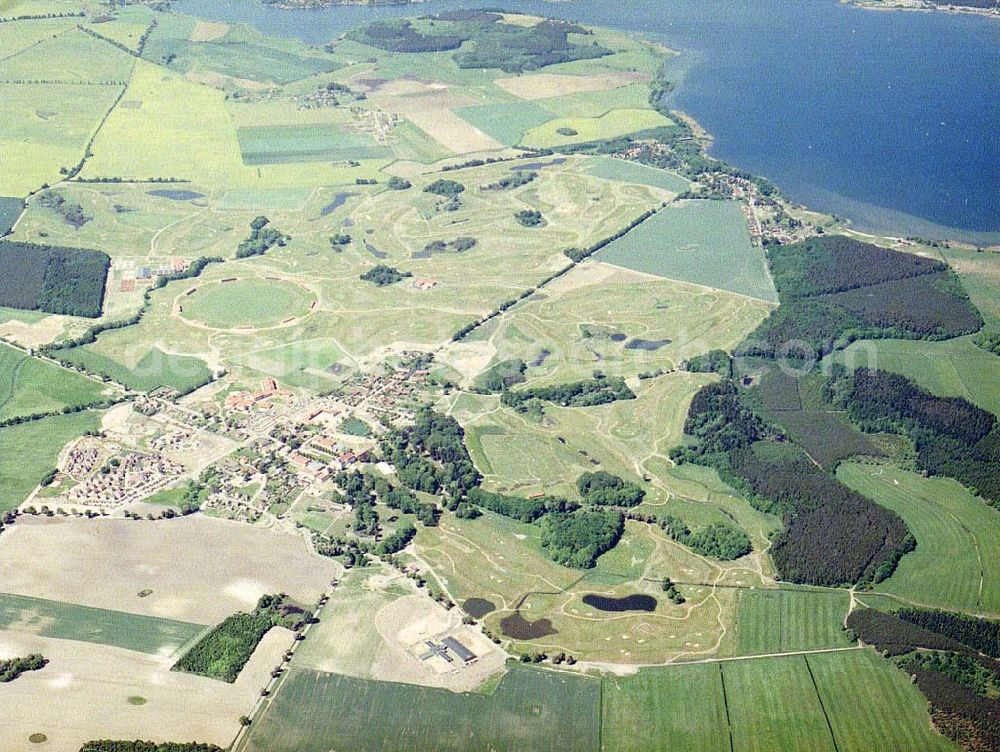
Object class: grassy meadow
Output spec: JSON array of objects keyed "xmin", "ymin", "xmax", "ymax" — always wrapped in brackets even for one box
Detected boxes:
[
  {"xmin": 597, "ymin": 200, "xmax": 778, "ymax": 302},
  {"xmin": 839, "ymin": 462, "xmax": 1000, "ymax": 616},
  {"xmin": 733, "ymin": 588, "xmax": 851, "ymax": 655},
  {"xmin": 242, "ymin": 665, "xmax": 601, "ymax": 752},
  {"xmin": 181, "ymin": 278, "xmax": 315, "ymax": 329}
]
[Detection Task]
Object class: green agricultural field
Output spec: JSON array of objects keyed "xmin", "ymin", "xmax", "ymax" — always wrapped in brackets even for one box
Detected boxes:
[
  {"xmin": 0, "ymin": 410, "xmax": 102, "ymax": 510},
  {"xmin": 940, "ymin": 246, "xmax": 1000, "ymax": 328},
  {"xmin": 0, "ymin": 82, "xmax": 124, "ymax": 195},
  {"xmin": 733, "ymin": 588, "xmax": 851, "ymax": 655},
  {"xmin": 536, "ymin": 83, "xmax": 652, "ymax": 119},
  {"xmin": 0, "ymin": 16, "xmax": 80, "ymax": 60},
  {"xmin": 81, "ymin": 59, "xmax": 245, "ymax": 186},
  {"xmin": 57, "ymin": 345, "xmax": 212, "ymax": 395},
  {"xmin": 292, "ymin": 567, "xmax": 406, "ymax": 678},
  {"xmin": 602, "ymin": 663, "xmax": 731, "ymax": 752},
  {"xmin": 806, "ymin": 650, "xmax": 956, "ymax": 752},
  {"xmin": 835, "ymin": 335, "xmax": 1000, "ymax": 416},
  {"xmin": 237, "ymin": 124, "xmax": 391, "ymax": 166},
  {"xmin": 0, "ymin": 196, "xmax": 23, "ymax": 236},
  {"xmin": 142, "ymin": 13, "xmax": 339, "ymax": 85},
  {"xmin": 583, "ymin": 155, "xmax": 691, "ymax": 194},
  {"xmin": 606, "ymin": 650, "xmax": 950, "ymax": 752},
  {"xmin": 242, "ymin": 665, "xmax": 601, "ymax": 752},
  {"xmin": 839, "ymin": 462, "xmax": 1000, "ymax": 616},
  {"xmin": 597, "ymin": 200, "xmax": 778, "ymax": 302},
  {"xmin": 453, "ymin": 100, "xmax": 556, "ymax": 146},
  {"xmin": 0, "ymin": 592, "xmax": 206, "ymax": 656},
  {"xmin": 0, "ymin": 26, "xmax": 135, "ymax": 83},
  {"xmin": 724, "ymin": 655, "xmax": 837, "ymax": 752},
  {"xmin": 521, "ymin": 108, "xmax": 672, "ymax": 149},
  {"xmin": 182, "ymin": 278, "xmax": 315, "ymax": 329},
  {"xmin": 0, "ymin": 343, "xmax": 106, "ymax": 421}
]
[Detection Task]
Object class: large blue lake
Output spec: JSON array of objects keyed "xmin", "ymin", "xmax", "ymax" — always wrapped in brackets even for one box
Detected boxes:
[{"xmin": 175, "ymin": 0, "xmax": 999, "ymax": 243}]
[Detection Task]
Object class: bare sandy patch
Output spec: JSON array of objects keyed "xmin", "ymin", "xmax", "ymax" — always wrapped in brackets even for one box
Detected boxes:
[
  {"xmin": 496, "ymin": 71, "xmax": 648, "ymax": 100},
  {"xmin": 0, "ymin": 315, "xmax": 65, "ymax": 349},
  {"xmin": 368, "ymin": 82, "xmax": 502, "ymax": 154},
  {"xmin": 440, "ymin": 340, "xmax": 497, "ymax": 385},
  {"xmin": 190, "ymin": 20, "xmax": 229, "ymax": 42},
  {"xmin": 185, "ymin": 70, "xmax": 274, "ymax": 91},
  {"xmin": 500, "ymin": 13, "xmax": 544, "ymax": 27},
  {"xmin": 0, "ymin": 515, "xmax": 336, "ymax": 624},
  {"xmin": 372, "ymin": 594, "xmax": 506, "ymax": 692},
  {"xmin": 0, "ymin": 627, "xmax": 289, "ymax": 752}
]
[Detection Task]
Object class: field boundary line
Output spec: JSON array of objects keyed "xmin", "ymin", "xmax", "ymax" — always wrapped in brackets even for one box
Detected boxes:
[
  {"xmin": 803, "ymin": 654, "xmax": 841, "ymax": 752},
  {"xmin": 594, "ymin": 260, "xmax": 781, "ymax": 306},
  {"xmin": 718, "ymin": 662, "xmax": 735, "ymax": 752},
  {"xmin": 0, "ymin": 24, "xmax": 75, "ymax": 64}
]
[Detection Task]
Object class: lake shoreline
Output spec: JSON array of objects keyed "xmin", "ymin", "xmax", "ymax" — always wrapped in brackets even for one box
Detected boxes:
[{"xmin": 170, "ymin": 0, "xmax": 1000, "ymax": 248}]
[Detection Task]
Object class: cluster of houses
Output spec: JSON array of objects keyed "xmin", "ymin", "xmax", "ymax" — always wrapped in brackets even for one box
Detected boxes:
[
  {"xmin": 67, "ymin": 448, "xmax": 183, "ymax": 508},
  {"xmin": 223, "ymin": 377, "xmax": 292, "ymax": 412}
]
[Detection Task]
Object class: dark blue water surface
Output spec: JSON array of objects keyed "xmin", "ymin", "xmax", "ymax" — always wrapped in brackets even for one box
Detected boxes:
[{"xmin": 174, "ymin": 0, "xmax": 999, "ymax": 243}]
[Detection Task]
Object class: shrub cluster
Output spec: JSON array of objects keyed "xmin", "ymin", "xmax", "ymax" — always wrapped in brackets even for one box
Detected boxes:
[
  {"xmin": 576, "ymin": 471, "xmax": 645, "ymax": 507},
  {"xmin": 481, "ymin": 171, "xmax": 537, "ymax": 191},
  {"xmin": 466, "ymin": 488, "xmax": 577, "ymax": 523},
  {"xmin": 80, "ymin": 744, "xmax": 222, "ymax": 752},
  {"xmin": 658, "ymin": 515, "xmax": 751, "ymax": 560},
  {"xmin": 235, "ymin": 216, "xmax": 288, "ymax": 259},
  {"xmin": 360, "ymin": 264, "xmax": 412, "ymax": 286},
  {"xmin": 472, "ymin": 358, "xmax": 526, "ymax": 393},
  {"xmin": 0, "ymin": 653, "xmax": 47, "ymax": 682}
]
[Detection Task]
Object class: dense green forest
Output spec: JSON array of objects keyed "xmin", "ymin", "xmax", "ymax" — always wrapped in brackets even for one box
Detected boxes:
[
  {"xmin": 742, "ymin": 236, "xmax": 982, "ymax": 360},
  {"xmin": 0, "ymin": 241, "xmax": 109, "ymax": 317},
  {"xmin": 672, "ymin": 380, "xmax": 912, "ymax": 585},
  {"xmin": 847, "ymin": 607, "xmax": 1000, "ymax": 751},
  {"xmin": 380, "ymin": 407, "xmax": 481, "ymax": 500},
  {"xmin": 827, "ymin": 365, "xmax": 1000, "ymax": 503},
  {"xmin": 348, "ymin": 11, "xmax": 611, "ymax": 73},
  {"xmin": 173, "ymin": 594, "xmax": 311, "ymax": 682}
]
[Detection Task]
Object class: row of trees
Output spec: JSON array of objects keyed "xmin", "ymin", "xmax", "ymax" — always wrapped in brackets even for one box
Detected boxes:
[{"xmin": 501, "ymin": 373, "xmax": 635, "ymax": 409}]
